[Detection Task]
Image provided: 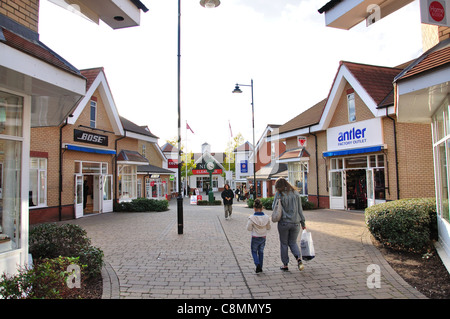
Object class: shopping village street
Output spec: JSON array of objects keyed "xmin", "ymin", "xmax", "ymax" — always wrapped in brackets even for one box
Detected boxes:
[{"xmin": 62, "ymin": 195, "xmax": 426, "ymax": 300}]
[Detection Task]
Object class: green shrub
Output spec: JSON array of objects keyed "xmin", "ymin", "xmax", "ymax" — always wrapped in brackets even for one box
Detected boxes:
[
  {"xmin": 29, "ymin": 224, "xmax": 103, "ymax": 279},
  {"xmin": 248, "ymin": 196, "xmax": 315, "ymax": 210},
  {"xmin": 365, "ymin": 198, "xmax": 437, "ymax": 253},
  {"xmin": 301, "ymin": 196, "xmax": 315, "ymax": 210},
  {"xmin": 197, "ymin": 200, "xmax": 222, "ymax": 206},
  {"xmin": 261, "ymin": 197, "xmax": 274, "ymax": 210},
  {"xmin": 114, "ymin": 198, "xmax": 169, "ymax": 212},
  {"xmin": 0, "ymin": 256, "xmax": 86, "ymax": 299}
]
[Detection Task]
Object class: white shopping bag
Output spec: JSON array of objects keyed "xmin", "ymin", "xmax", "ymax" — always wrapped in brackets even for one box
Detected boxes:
[{"xmin": 300, "ymin": 230, "xmax": 315, "ymax": 260}]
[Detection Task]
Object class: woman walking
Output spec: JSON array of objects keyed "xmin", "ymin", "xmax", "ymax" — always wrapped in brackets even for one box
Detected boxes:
[{"xmin": 272, "ymin": 177, "xmax": 306, "ymax": 271}]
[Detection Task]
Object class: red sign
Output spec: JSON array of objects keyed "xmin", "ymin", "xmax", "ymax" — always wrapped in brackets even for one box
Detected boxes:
[
  {"xmin": 192, "ymin": 169, "xmax": 223, "ymax": 175},
  {"xmin": 421, "ymin": 0, "xmax": 448, "ymax": 26},
  {"xmin": 168, "ymin": 159, "xmax": 178, "ymax": 168},
  {"xmin": 430, "ymin": 1, "xmax": 445, "ymax": 22}
]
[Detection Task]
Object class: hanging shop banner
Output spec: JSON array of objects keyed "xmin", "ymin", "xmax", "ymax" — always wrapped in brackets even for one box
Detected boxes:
[
  {"xmin": 73, "ymin": 129, "xmax": 108, "ymax": 146},
  {"xmin": 420, "ymin": 0, "xmax": 450, "ymax": 27},
  {"xmin": 326, "ymin": 118, "xmax": 384, "ymax": 152},
  {"xmin": 240, "ymin": 160, "xmax": 248, "ymax": 173}
]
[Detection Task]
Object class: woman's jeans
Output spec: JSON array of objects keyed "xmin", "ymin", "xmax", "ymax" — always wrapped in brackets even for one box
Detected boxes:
[
  {"xmin": 278, "ymin": 222, "xmax": 302, "ymax": 265},
  {"xmin": 251, "ymin": 237, "xmax": 266, "ymax": 267}
]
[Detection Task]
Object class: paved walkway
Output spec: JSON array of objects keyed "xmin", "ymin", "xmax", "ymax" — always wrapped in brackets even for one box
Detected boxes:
[{"xmin": 62, "ymin": 195, "xmax": 426, "ymax": 299}]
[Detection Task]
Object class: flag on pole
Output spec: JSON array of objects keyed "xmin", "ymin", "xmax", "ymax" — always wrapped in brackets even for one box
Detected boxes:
[
  {"xmin": 187, "ymin": 122, "xmax": 194, "ymax": 134},
  {"xmin": 229, "ymin": 120, "xmax": 233, "ymax": 137}
]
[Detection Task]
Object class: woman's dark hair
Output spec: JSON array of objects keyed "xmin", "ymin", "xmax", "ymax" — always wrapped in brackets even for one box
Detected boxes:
[
  {"xmin": 274, "ymin": 177, "xmax": 296, "ymax": 194},
  {"xmin": 254, "ymin": 198, "xmax": 263, "ymax": 209}
]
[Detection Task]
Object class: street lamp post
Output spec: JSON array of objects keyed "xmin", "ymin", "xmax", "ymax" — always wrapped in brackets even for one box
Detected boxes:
[
  {"xmin": 177, "ymin": 0, "xmax": 220, "ymax": 235},
  {"xmin": 232, "ymin": 79, "xmax": 256, "ymax": 200}
]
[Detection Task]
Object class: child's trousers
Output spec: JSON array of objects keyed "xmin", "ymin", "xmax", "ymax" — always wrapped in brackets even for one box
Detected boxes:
[{"xmin": 251, "ymin": 236, "xmax": 266, "ymax": 268}]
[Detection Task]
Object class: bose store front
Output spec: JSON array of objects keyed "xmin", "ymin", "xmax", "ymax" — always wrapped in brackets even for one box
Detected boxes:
[{"xmin": 324, "ymin": 118, "xmax": 386, "ymax": 210}]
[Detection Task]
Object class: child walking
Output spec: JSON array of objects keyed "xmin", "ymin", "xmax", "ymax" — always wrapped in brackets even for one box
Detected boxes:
[{"xmin": 246, "ymin": 199, "xmax": 271, "ymax": 273}]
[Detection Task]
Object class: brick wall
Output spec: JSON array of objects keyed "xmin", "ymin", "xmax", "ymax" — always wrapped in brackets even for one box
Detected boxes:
[
  {"xmin": 0, "ymin": 0, "xmax": 39, "ymax": 32},
  {"xmin": 439, "ymin": 26, "xmax": 450, "ymax": 42}
]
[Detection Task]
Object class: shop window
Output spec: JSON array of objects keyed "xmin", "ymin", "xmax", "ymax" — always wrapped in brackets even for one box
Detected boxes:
[
  {"xmin": 288, "ymin": 162, "xmax": 308, "ymax": 196},
  {"xmin": 0, "ymin": 91, "xmax": 24, "ymax": 253},
  {"xmin": 330, "ymin": 171, "xmax": 342, "ymax": 197},
  {"xmin": 347, "ymin": 93, "xmax": 356, "ymax": 122},
  {"xmin": 90, "ymin": 100, "xmax": 97, "ymax": 128},
  {"xmin": 118, "ymin": 165, "xmax": 137, "ymax": 201},
  {"xmin": 29, "ymin": 158, "xmax": 47, "ymax": 207}
]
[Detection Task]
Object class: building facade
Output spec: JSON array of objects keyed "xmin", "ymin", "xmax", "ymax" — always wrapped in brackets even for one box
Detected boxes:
[
  {"xmin": 270, "ymin": 60, "xmax": 435, "ymax": 210},
  {"xmin": 30, "ymin": 68, "xmax": 172, "ymax": 223}
]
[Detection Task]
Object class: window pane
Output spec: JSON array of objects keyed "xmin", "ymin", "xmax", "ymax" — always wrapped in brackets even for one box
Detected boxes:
[
  {"xmin": 347, "ymin": 93, "xmax": 356, "ymax": 122},
  {"xmin": 90, "ymin": 101, "xmax": 96, "ymax": 128},
  {"xmin": 39, "ymin": 171, "xmax": 46, "ymax": 205},
  {"xmin": 331, "ymin": 171, "xmax": 342, "ymax": 197},
  {"xmin": 0, "ymin": 140, "xmax": 22, "ymax": 252},
  {"xmin": 0, "ymin": 91, "xmax": 23, "ymax": 137},
  {"xmin": 29, "ymin": 168, "xmax": 38, "ymax": 207},
  {"xmin": 345, "ymin": 156, "xmax": 367, "ymax": 169},
  {"xmin": 442, "ymin": 142, "xmax": 450, "ymax": 222}
]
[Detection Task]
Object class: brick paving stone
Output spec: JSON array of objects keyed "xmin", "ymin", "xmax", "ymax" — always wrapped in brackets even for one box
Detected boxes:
[{"xmin": 60, "ymin": 194, "xmax": 426, "ymax": 300}]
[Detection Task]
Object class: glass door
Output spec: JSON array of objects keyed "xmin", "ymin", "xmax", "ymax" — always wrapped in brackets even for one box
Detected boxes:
[
  {"xmin": 102, "ymin": 175, "xmax": 113, "ymax": 212},
  {"xmin": 329, "ymin": 170, "xmax": 345, "ymax": 209},
  {"xmin": 74, "ymin": 174, "xmax": 83, "ymax": 218},
  {"xmin": 367, "ymin": 169, "xmax": 375, "ymax": 207}
]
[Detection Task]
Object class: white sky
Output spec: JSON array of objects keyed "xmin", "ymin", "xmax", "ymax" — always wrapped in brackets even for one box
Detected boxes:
[{"xmin": 38, "ymin": 0, "xmax": 424, "ymax": 153}]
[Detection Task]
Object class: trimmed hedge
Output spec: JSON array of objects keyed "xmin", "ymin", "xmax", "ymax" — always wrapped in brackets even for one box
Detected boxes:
[
  {"xmin": 197, "ymin": 200, "xmax": 222, "ymax": 206},
  {"xmin": 365, "ymin": 198, "xmax": 437, "ymax": 253},
  {"xmin": 247, "ymin": 196, "xmax": 315, "ymax": 210},
  {"xmin": 114, "ymin": 198, "xmax": 169, "ymax": 212},
  {"xmin": 29, "ymin": 224, "xmax": 104, "ymax": 279}
]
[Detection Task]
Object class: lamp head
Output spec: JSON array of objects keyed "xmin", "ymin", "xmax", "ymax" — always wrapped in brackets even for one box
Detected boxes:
[
  {"xmin": 200, "ymin": 0, "xmax": 220, "ymax": 8},
  {"xmin": 232, "ymin": 84, "xmax": 242, "ymax": 93}
]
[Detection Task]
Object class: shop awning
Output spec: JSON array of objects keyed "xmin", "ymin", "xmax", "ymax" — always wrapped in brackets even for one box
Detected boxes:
[
  {"xmin": 65, "ymin": 144, "xmax": 116, "ymax": 155},
  {"xmin": 277, "ymin": 148, "xmax": 310, "ymax": 163},
  {"xmin": 323, "ymin": 145, "xmax": 384, "ymax": 157},
  {"xmin": 117, "ymin": 150, "xmax": 148, "ymax": 165}
]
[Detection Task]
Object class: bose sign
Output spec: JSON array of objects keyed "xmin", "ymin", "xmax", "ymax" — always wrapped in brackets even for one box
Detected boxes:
[
  {"xmin": 326, "ymin": 118, "xmax": 383, "ymax": 152},
  {"xmin": 74, "ymin": 129, "xmax": 108, "ymax": 146}
]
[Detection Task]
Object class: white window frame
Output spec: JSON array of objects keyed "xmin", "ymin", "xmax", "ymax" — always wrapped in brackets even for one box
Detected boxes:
[
  {"xmin": 347, "ymin": 92, "xmax": 356, "ymax": 122},
  {"xmin": 90, "ymin": 100, "xmax": 97, "ymax": 128},
  {"xmin": 29, "ymin": 157, "xmax": 47, "ymax": 208}
]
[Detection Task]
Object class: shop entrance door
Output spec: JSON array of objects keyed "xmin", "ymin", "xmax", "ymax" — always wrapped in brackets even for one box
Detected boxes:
[
  {"xmin": 346, "ymin": 169, "xmax": 367, "ymax": 210},
  {"xmin": 74, "ymin": 174, "xmax": 83, "ymax": 218}
]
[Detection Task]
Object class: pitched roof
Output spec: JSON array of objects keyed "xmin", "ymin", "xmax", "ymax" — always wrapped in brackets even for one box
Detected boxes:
[
  {"xmin": 117, "ymin": 149, "xmax": 148, "ymax": 163},
  {"xmin": 81, "ymin": 67, "xmax": 103, "ymax": 90},
  {"xmin": 234, "ymin": 141, "xmax": 253, "ymax": 152},
  {"xmin": 120, "ymin": 116, "xmax": 158, "ymax": 139},
  {"xmin": 395, "ymin": 38, "xmax": 450, "ymax": 82},
  {"xmin": 278, "ymin": 98, "xmax": 327, "ymax": 134},
  {"xmin": 342, "ymin": 61, "xmax": 403, "ymax": 106},
  {"xmin": 0, "ymin": 26, "xmax": 82, "ymax": 77},
  {"xmin": 137, "ymin": 164, "xmax": 174, "ymax": 175}
]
